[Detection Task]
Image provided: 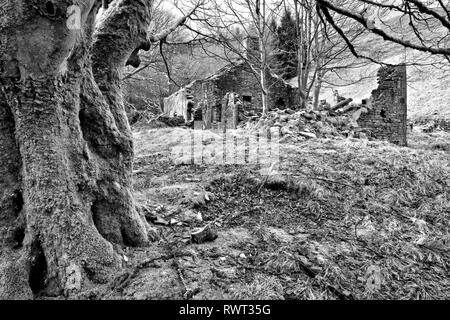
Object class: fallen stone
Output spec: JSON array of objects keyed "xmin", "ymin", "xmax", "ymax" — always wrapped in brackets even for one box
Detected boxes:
[
  {"xmin": 298, "ymin": 131, "xmax": 317, "ymax": 139},
  {"xmin": 302, "ymin": 113, "xmax": 315, "ymax": 121},
  {"xmin": 280, "ymin": 115, "xmax": 290, "ymax": 123},
  {"xmin": 191, "ymin": 192, "xmax": 207, "ymax": 207},
  {"xmin": 204, "ymin": 192, "xmax": 214, "ymax": 202},
  {"xmin": 191, "ymin": 224, "xmax": 218, "ymax": 244},
  {"xmin": 281, "ymin": 127, "xmax": 293, "ymax": 136},
  {"xmin": 153, "ymin": 217, "xmax": 169, "ymax": 226},
  {"xmin": 144, "ymin": 213, "xmax": 158, "ymax": 223},
  {"xmin": 287, "ymin": 119, "xmax": 300, "ymax": 127},
  {"xmin": 285, "ymin": 108, "xmax": 296, "ymax": 115},
  {"xmin": 170, "ymin": 218, "xmax": 182, "ymax": 226},
  {"xmin": 359, "ymin": 132, "xmax": 369, "ymax": 140},
  {"xmin": 266, "ymin": 120, "xmax": 275, "ymax": 127},
  {"xmin": 181, "ymin": 210, "xmax": 203, "ymax": 224}
]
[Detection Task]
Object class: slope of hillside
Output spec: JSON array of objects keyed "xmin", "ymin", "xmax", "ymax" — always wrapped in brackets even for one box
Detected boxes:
[
  {"xmin": 77, "ymin": 127, "xmax": 449, "ymax": 300},
  {"xmin": 408, "ymin": 65, "xmax": 450, "ymax": 120}
]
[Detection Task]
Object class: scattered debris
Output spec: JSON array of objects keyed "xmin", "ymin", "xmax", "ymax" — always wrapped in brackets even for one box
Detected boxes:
[{"xmin": 191, "ymin": 224, "xmax": 219, "ymax": 244}]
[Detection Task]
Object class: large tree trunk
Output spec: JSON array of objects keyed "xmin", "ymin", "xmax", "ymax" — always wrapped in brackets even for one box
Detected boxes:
[{"xmin": 0, "ymin": 0, "xmax": 155, "ymax": 299}]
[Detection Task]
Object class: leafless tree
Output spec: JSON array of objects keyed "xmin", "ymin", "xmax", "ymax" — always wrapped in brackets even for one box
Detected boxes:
[
  {"xmin": 174, "ymin": 0, "xmax": 285, "ymax": 115},
  {"xmin": 316, "ymin": 0, "xmax": 450, "ymax": 63},
  {"xmin": 279, "ymin": 0, "xmax": 373, "ymax": 108}
]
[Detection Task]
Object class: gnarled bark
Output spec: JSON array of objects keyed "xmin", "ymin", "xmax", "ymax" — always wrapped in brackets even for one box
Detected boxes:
[{"xmin": 0, "ymin": 0, "xmax": 155, "ymax": 299}]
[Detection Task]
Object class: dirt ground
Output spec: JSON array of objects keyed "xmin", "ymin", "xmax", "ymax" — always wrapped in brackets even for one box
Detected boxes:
[{"xmin": 79, "ymin": 127, "xmax": 449, "ymax": 300}]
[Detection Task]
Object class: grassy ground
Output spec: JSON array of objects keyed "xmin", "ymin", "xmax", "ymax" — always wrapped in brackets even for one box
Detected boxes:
[{"xmin": 86, "ymin": 127, "xmax": 449, "ymax": 300}]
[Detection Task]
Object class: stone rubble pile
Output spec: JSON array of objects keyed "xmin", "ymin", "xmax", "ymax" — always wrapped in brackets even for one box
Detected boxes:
[{"xmin": 239, "ymin": 101, "xmax": 373, "ymax": 142}]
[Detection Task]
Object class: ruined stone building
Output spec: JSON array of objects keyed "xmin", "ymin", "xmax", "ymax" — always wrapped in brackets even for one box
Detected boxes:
[
  {"xmin": 163, "ymin": 36, "xmax": 298, "ymax": 126},
  {"xmin": 359, "ymin": 65, "xmax": 408, "ymax": 146},
  {"xmin": 162, "ymin": 37, "xmax": 408, "ymax": 146}
]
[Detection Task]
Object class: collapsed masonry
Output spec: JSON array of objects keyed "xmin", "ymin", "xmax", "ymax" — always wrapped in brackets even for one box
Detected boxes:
[
  {"xmin": 162, "ymin": 42, "xmax": 408, "ymax": 146},
  {"xmin": 238, "ymin": 65, "xmax": 408, "ymax": 146}
]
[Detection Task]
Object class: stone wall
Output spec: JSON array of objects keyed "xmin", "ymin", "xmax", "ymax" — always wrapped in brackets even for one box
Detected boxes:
[
  {"xmin": 167, "ymin": 61, "xmax": 297, "ymax": 124},
  {"xmin": 213, "ymin": 63, "xmax": 264, "ymax": 116},
  {"xmin": 268, "ymin": 77, "xmax": 298, "ymax": 110},
  {"xmin": 359, "ymin": 65, "xmax": 408, "ymax": 146},
  {"xmin": 163, "ymin": 88, "xmax": 190, "ymax": 120}
]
